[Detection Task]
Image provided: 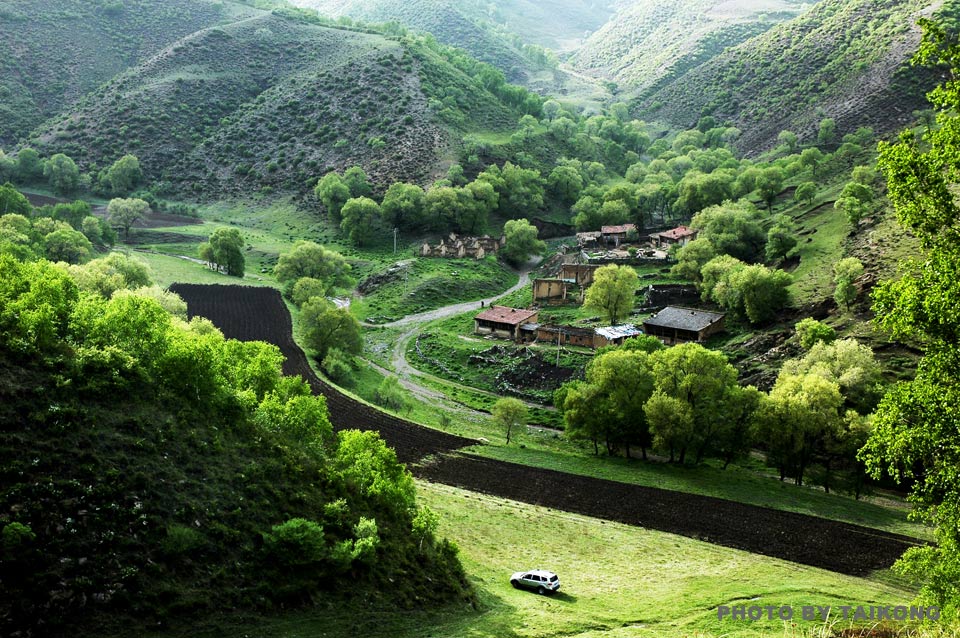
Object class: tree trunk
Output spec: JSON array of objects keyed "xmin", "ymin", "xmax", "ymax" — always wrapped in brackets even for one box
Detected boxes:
[
  {"xmin": 641, "ymin": 446, "xmax": 647, "ymax": 461},
  {"xmin": 678, "ymin": 447, "xmax": 687, "ymax": 465}
]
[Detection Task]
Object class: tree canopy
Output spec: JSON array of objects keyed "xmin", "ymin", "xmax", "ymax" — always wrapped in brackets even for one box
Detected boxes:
[{"xmin": 583, "ymin": 264, "xmax": 639, "ymax": 325}]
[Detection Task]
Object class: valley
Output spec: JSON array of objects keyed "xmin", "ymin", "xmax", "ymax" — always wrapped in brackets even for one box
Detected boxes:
[{"xmin": 2, "ymin": 0, "xmax": 960, "ymax": 636}]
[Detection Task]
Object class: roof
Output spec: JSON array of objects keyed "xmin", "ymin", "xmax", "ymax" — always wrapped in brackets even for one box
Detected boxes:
[
  {"xmin": 538, "ymin": 324, "xmax": 595, "ymax": 338},
  {"xmin": 601, "ymin": 223, "xmax": 637, "ymax": 235},
  {"xmin": 643, "ymin": 306, "xmax": 724, "ymax": 332},
  {"xmin": 656, "ymin": 225, "xmax": 698, "ymax": 240},
  {"xmin": 475, "ymin": 305, "xmax": 539, "ymax": 325},
  {"xmin": 595, "ymin": 324, "xmax": 643, "ymax": 340}
]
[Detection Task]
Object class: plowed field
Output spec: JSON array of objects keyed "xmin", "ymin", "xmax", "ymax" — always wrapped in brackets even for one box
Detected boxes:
[{"xmin": 172, "ymin": 283, "xmax": 921, "ymax": 576}]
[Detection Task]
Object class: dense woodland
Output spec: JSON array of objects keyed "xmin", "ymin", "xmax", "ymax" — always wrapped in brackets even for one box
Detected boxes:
[{"xmin": 3, "ymin": 0, "xmax": 960, "ymax": 635}]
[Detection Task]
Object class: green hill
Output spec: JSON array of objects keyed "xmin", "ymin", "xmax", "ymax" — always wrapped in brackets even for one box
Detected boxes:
[
  {"xmin": 635, "ymin": 0, "xmax": 951, "ymax": 153},
  {"xmin": 24, "ymin": 11, "xmax": 522, "ymax": 199},
  {"xmin": 569, "ymin": 0, "xmax": 808, "ymax": 94},
  {"xmin": 0, "ymin": 0, "xmax": 263, "ymax": 147},
  {"xmin": 0, "ymin": 255, "xmax": 469, "ymax": 637}
]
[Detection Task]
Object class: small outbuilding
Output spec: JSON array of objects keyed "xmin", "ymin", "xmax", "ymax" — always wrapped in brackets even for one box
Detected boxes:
[
  {"xmin": 594, "ymin": 324, "xmax": 644, "ymax": 347},
  {"xmin": 474, "ymin": 306, "xmax": 540, "ymax": 341},
  {"xmin": 532, "ymin": 278, "xmax": 569, "ymax": 304},
  {"xmin": 536, "ymin": 324, "xmax": 597, "ymax": 348},
  {"xmin": 601, "ymin": 223, "xmax": 637, "ymax": 247},
  {"xmin": 642, "ymin": 306, "xmax": 725, "ymax": 344},
  {"xmin": 650, "ymin": 225, "xmax": 698, "ymax": 248}
]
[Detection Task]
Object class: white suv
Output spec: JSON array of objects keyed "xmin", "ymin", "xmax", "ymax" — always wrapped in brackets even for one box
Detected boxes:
[{"xmin": 510, "ymin": 569, "xmax": 560, "ymax": 595}]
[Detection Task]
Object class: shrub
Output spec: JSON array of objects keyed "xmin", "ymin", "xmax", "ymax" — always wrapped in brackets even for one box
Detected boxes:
[{"xmin": 263, "ymin": 518, "xmax": 326, "ymax": 566}]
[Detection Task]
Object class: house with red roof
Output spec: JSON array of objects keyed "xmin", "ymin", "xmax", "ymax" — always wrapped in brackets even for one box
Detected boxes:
[{"xmin": 474, "ymin": 306, "xmax": 540, "ymax": 341}]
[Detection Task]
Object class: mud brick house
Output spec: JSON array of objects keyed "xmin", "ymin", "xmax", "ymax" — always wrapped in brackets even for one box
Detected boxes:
[
  {"xmin": 421, "ymin": 233, "xmax": 504, "ymax": 259},
  {"xmin": 650, "ymin": 225, "xmax": 698, "ymax": 248},
  {"xmin": 474, "ymin": 306, "xmax": 539, "ymax": 341},
  {"xmin": 642, "ymin": 306, "xmax": 725, "ymax": 344},
  {"xmin": 576, "ymin": 231, "xmax": 602, "ymax": 248},
  {"xmin": 532, "ymin": 278, "xmax": 568, "ymax": 304},
  {"xmin": 594, "ymin": 324, "xmax": 644, "ymax": 347},
  {"xmin": 533, "ymin": 324, "xmax": 597, "ymax": 347},
  {"xmin": 600, "ymin": 223, "xmax": 637, "ymax": 247},
  {"xmin": 560, "ymin": 263, "xmax": 600, "ymax": 287}
]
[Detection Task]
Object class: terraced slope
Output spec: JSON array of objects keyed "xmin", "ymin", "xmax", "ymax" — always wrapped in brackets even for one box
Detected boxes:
[
  {"xmin": 27, "ymin": 12, "xmax": 518, "ymax": 199},
  {"xmin": 570, "ymin": 0, "xmax": 808, "ymax": 94},
  {"xmin": 0, "ymin": 0, "xmax": 261, "ymax": 146},
  {"xmin": 636, "ymin": 0, "xmax": 950, "ymax": 152}
]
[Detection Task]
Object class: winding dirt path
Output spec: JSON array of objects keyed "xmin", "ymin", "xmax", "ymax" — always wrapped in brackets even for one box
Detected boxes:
[{"xmin": 173, "ymin": 283, "xmax": 923, "ymax": 577}]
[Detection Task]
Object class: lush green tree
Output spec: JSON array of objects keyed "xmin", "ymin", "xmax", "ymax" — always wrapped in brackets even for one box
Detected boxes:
[
  {"xmin": 51, "ymin": 200, "xmax": 91, "ymax": 229},
  {"xmin": 423, "ymin": 185, "xmax": 460, "ymax": 231},
  {"xmin": 274, "ymin": 241, "xmax": 352, "ymax": 296},
  {"xmin": 491, "ymin": 397, "xmax": 527, "ymax": 445},
  {"xmin": 15, "ymin": 148, "xmax": 43, "ymax": 183},
  {"xmin": 670, "ymin": 238, "xmax": 716, "ymax": 283},
  {"xmin": 800, "ymin": 148, "xmax": 825, "ymax": 176},
  {"xmin": 43, "ymin": 228, "xmax": 92, "ymax": 264},
  {"xmin": 588, "ymin": 349, "xmax": 655, "ymax": 457},
  {"xmin": 833, "ymin": 257, "xmax": 864, "ymax": 311},
  {"xmin": 80, "ymin": 216, "xmax": 103, "ymax": 245},
  {"xmin": 777, "ymin": 130, "xmax": 798, "ymax": 153},
  {"xmin": 701, "ymin": 256, "xmax": 791, "ymax": 324},
  {"xmin": 794, "ymin": 181, "xmax": 817, "ymax": 205},
  {"xmin": 650, "ymin": 343, "xmax": 741, "ymax": 464},
  {"xmin": 483, "ymin": 162, "xmax": 544, "ymax": 217},
  {"xmin": 67, "ymin": 252, "xmax": 152, "ymax": 298},
  {"xmin": 675, "ymin": 169, "xmax": 734, "ymax": 214},
  {"xmin": 380, "ymin": 182, "xmax": 424, "ymax": 230},
  {"xmin": 500, "ymin": 218, "xmax": 545, "ymax": 266},
  {"xmin": 0, "ymin": 183, "xmax": 31, "ymax": 216},
  {"xmin": 690, "ymin": 201, "xmax": 766, "ymax": 263},
  {"xmin": 818, "ymin": 118, "xmax": 837, "ymax": 146},
  {"xmin": 200, "ymin": 227, "xmax": 245, "ymax": 276},
  {"xmin": 333, "ymin": 429, "xmax": 415, "ymax": 515},
  {"xmin": 795, "ymin": 317, "xmax": 837, "ymax": 350},
  {"xmin": 322, "ymin": 347, "xmax": 355, "ymax": 386},
  {"xmin": 756, "ymin": 372, "xmax": 844, "ymax": 485},
  {"xmin": 107, "ymin": 197, "xmax": 149, "ymax": 238},
  {"xmin": 104, "ymin": 154, "xmax": 142, "ymax": 195},
  {"xmin": 343, "ymin": 166, "xmax": 371, "ymax": 198},
  {"xmin": 43, "ymin": 153, "xmax": 80, "ymax": 194},
  {"xmin": 783, "ymin": 338, "xmax": 882, "ymax": 414},
  {"xmin": 755, "ymin": 167, "xmax": 785, "ymax": 209},
  {"xmin": 584, "ymin": 264, "xmax": 639, "ymax": 325},
  {"xmin": 300, "ymin": 299, "xmax": 362, "ymax": 361},
  {"xmin": 644, "ymin": 391, "xmax": 693, "ymax": 462},
  {"xmin": 765, "ymin": 214, "xmax": 798, "ymax": 262},
  {"xmin": 0, "ymin": 150, "xmax": 14, "ymax": 182},
  {"xmin": 547, "ymin": 165, "xmax": 583, "ymax": 204},
  {"xmin": 340, "ymin": 197, "xmax": 380, "ymax": 247},
  {"xmin": 555, "ymin": 381, "xmax": 610, "ymax": 455},
  {"xmin": 315, "ymin": 172, "xmax": 351, "ymax": 222}
]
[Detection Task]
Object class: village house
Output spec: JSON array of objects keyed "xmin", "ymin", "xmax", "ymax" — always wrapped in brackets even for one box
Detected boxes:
[
  {"xmin": 474, "ymin": 306, "xmax": 539, "ymax": 341},
  {"xmin": 650, "ymin": 225, "xmax": 698, "ymax": 248},
  {"xmin": 533, "ymin": 324, "xmax": 597, "ymax": 348},
  {"xmin": 642, "ymin": 306, "xmax": 725, "ymax": 344},
  {"xmin": 600, "ymin": 223, "xmax": 637, "ymax": 247},
  {"xmin": 421, "ymin": 233, "xmax": 504, "ymax": 259},
  {"xmin": 560, "ymin": 263, "xmax": 600, "ymax": 287},
  {"xmin": 576, "ymin": 231, "xmax": 601, "ymax": 248},
  {"xmin": 532, "ymin": 278, "xmax": 569, "ymax": 304}
]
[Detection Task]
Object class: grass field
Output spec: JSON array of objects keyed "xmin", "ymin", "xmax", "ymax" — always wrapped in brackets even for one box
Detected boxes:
[{"xmin": 200, "ymin": 481, "xmax": 925, "ymax": 638}]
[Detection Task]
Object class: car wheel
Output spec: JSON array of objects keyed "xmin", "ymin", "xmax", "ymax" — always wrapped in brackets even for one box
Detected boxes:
[
  {"xmin": 537, "ymin": 586, "xmax": 546, "ymax": 595},
  {"xmin": 511, "ymin": 580, "xmax": 520, "ymax": 589}
]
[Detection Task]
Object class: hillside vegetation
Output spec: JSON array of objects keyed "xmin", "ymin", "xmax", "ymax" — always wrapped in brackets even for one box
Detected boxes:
[
  {"xmin": 0, "ymin": 0, "xmax": 262, "ymax": 146},
  {"xmin": 0, "ymin": 255, "xmax": 469, "ymax": 636},
  {"xmin": 571, "ymin": 0, "xmax": 808, "ymax": 94},
  {"xmin": 26, "ymin": 11, "xmax": 523, "ymax": 200},
  {"xmin": 637, "ymin": 0, "xmax": 952, "ymax": 153}
]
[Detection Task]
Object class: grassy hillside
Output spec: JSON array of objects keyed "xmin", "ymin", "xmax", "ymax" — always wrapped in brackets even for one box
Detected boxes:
[
  {"xmin": 26, "ymin": 11, "xmax": 520, "ymax": 199},
  {"xmin": 0, "ymin": 256, "xmax": 469, "ymax": 637},
  {"xmin": 0, "ymin": 0, "xmax": 263, "ymax": 147},
  {"xmin": 570, "ymin": 0, "xmax": 808, "ymax": 93},
  {"xmin": 636, "ymin": 0, "xmax": 951, "ymax": 153}
]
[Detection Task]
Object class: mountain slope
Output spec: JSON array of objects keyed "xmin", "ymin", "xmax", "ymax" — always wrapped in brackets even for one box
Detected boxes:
[
  {"xmin": 636, "ymin": 0, "xmax": 949, "ymax": 152},
  {"xmin": 26, "ymin": 11, "xmax": 521, "ymax": 199},
  {"xmin": 0, "ymin": 0, "xmax": 262, "ymax": 146},
  {"xmin": 570, "ymin": 0, "xmax": 808, "ymax": 94}
]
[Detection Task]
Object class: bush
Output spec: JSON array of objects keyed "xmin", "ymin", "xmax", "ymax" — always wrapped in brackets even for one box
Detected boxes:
[
  {"xmin": 263, "ymin": 518, "xmax": 327, "ymax": 566},
  {"xmin": 322, "ymin": 348, "xmax": 354, "ymax": 385},
  {"xmin": 374, "ymin": 376, "xmax": 406, "ymax": 411}
]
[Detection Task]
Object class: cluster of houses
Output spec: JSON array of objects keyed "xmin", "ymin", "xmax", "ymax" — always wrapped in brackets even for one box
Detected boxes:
[
  {"xmin": 473, "ymin": 305, "xmax": 725, "ymax": 349},
  {"xmin": 575, "ymin": 223, "xmax": 699, "ymax": 259},
  {"xmin": 420, "ymin": 233, "xmax": 504, "ymax": 259}
]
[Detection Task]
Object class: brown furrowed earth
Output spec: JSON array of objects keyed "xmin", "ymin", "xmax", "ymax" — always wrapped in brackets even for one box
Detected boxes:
[
  {"xmin": 171, "ymin": 283, "xmax": 922, "ymax": 576},
  {"xmin": 169, "ymin": 283, "xmax": 474, "ymax": 464}
]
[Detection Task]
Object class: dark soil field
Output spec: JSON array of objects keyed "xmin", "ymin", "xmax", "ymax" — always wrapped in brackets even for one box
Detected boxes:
[
  {"xmin": 170, "ymin": 284, "xmax": 474, "ymax": 464},
  {"xmin": 172, "ymin": 283, "xmax": 920, "ymax": 576}
]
